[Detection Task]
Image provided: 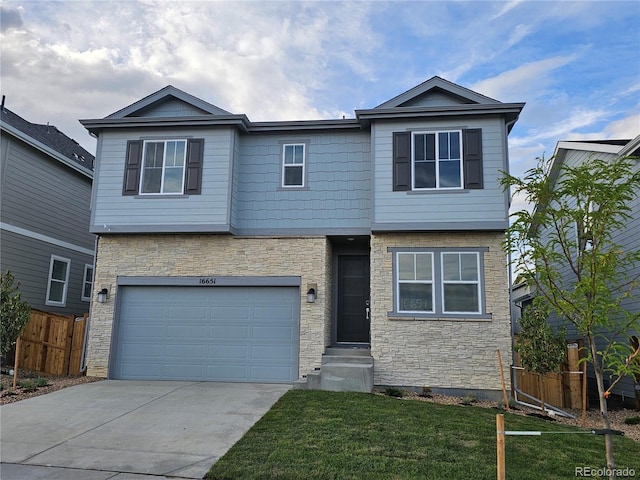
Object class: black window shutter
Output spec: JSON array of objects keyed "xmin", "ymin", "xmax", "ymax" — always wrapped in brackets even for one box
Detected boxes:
[
  {"xmin": 184, "ymin": 138, "xmax": 204, "ymax": 195},
  {"xmin": 393, "ymin": 132, "xmax": 411, "ymax": 191},
  {"xmin": 122, "ymin": 140, "xmax": 142, "ymax": 195},
  {"xmin": 463, "ymin": 129, "xmax": 483, "ymax": 189}
]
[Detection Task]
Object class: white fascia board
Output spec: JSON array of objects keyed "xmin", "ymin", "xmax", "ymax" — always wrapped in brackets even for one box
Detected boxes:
[{"xmin": 554, "ymin": 141, "xmax": 624, "ymax": 156}]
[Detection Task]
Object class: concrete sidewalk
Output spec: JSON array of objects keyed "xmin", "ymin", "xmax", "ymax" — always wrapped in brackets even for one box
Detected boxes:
[{"xmin": 0, "ymin": 380, "xmax": 290, "ymax": 479}]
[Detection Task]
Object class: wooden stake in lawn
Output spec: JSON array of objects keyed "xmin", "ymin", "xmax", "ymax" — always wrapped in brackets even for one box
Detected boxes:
[
  {"xmin": 496, "ymin": 350, "xmax": 510, "ymax": 412},
  {"xmin": 582, "ymin": 356, "xmax": 588, "ymax": 428},
  {"xmin": 12, "ymin": 336, "xmax": 21, "ymax": 390},
  {"xmin": 496, "ymin": 414, "xmax": 505, "ymax": 480}
]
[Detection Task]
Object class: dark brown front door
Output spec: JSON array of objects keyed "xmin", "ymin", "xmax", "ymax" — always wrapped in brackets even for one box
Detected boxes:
[{"xmin": 337, "ymin": 255, "xmax": 370, "ymax": 343}]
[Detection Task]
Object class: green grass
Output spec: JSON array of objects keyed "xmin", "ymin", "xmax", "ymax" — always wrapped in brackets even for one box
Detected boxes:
[{"xmin": 206, "ymin": 390, "xmax": 640, "ymax": 480}]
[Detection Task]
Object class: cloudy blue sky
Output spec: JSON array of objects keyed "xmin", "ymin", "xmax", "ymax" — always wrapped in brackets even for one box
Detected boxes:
[{"xmin": 1, "ymin": 0, "xmax": 639, "ymax": 192}]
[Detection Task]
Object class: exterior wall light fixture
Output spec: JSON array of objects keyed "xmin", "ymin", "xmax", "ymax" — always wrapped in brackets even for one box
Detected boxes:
[
  {"xmin": 306, "ymin": 284, "xmax": 317, "ymax": 303},
  {"xmin": 97, "ymin": 287, "xmax": 109, "ymax": 303}
]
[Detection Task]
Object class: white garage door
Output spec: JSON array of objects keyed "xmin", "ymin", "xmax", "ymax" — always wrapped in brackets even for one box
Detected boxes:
[{"xmin": 111, "ymin": 285, "xmax": 299, "ymax": 382}]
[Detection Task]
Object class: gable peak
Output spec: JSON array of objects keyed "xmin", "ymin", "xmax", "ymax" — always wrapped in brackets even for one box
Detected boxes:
[
  {"xmin": 376, "ymin": 76, "xmax": 502, "ymax": 109},
  {"xmin": 106, "ymin": 85, "xmax": 232, "ymax": 119}
]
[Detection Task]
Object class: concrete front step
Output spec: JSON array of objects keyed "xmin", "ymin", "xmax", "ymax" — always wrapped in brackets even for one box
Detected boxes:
[
  {"xmin": 321, "ymin": 355, "xmax": 374, "ymax": 365},
  {"xmin": 324, "ymin": 347, "xmax": 371, "ymax": 356},
  {"xmin": 319, "ymin": 363, "xmax": 373, "ymax": 392},
  {"xmin": 296, "ymin": 347, "xmax": 374, "ymax": 393}
]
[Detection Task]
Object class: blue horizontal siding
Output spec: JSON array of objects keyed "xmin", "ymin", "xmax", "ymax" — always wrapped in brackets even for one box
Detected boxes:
[{"xmin": 372, "ymin": 117, "xmax": 509, "ymax": 226}]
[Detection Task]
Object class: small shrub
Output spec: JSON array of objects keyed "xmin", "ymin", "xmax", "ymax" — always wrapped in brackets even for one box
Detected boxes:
[
  {"xmin": 624, "ymin": 416, "xmax": 640, "ymax": 425},
  {"xmin": 34, "ymin": 377, "xmax": 48, "ymax": 388},
  {"xmin": 17, "ymin": 380, "xmax": 37, "ymax": 392},
  {"xmin": 460, "ymin": 393, "xmax": 477, "ymax": 405},
  {"xmin": 385, "ymin": 387, "xmax": 404, "ymax": 398}
]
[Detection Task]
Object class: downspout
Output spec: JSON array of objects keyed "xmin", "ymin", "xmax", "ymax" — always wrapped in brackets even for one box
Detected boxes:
[{"xmin": 80, "ymin": 234, "xmax": 99, "ymax": 373}]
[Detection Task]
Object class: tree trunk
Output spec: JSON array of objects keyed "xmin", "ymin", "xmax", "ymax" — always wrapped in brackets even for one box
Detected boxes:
[{"xmin": 588, "ymin": 337, "xmax": 616, "ymax": 478}]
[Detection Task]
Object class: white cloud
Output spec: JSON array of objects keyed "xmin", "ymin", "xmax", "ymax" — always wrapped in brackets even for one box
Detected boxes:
[{"xmin": 471, "ymin": 55, "xmax": 578, "ymax": 103}]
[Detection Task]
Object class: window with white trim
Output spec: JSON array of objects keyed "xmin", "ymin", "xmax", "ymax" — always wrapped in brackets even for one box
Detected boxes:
[
  {"xmin": 441, "ymin": 252, "xmax": 481, "ymax": 313},
  {"xmin": 412, "ymin": 131, "xmax": 463, "ymax": 189},
  {"xmin": 282, "ymin": 143, "xmax": 305, "ymax": 187},
  {"xmin": 140, "ymin": 139, "xmax": 187, "ymax": 194},
  {"xmin": 46, "ymin": 255, "xmax": 70, "ymax": 306},
  {"xmin": 81, "ymin": 264, "xmax": 94, "ymax": 302},
  {"xmin": 392, "ymin": 249, "xmax": 487, "ymax": 317},
  {"xmin": 396, "ymin": 252, "xmax": 434, "ymax": 313}
]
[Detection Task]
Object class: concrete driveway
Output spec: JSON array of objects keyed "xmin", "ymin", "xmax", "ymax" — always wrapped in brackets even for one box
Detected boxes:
[{"xmin": 0, "ymin": 380, "xmax": 290, "ymax": 479}]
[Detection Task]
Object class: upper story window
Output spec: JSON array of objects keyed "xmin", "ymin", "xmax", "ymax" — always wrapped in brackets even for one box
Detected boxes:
[
  {"xmin": 46, "ymin": 255, "xmax": 70, "ymax": 307},
  {"xmin": 81, "ymin": 264, "xmax": 94, "ymax": 302},
  {"xmin": 413, "ymin": 131, "xmax": 462, "ymax": 189},
  {"xmin": 393, "ymin": 129, "xmax": 483, "ymax": 192},
  {"xmin": 140, "ymin": 140, "xmax": 186, "ymax": 194},
  {"xmin": 282, "ymin": 144, "xmax": 305, "ymax": 187},
  {"xmin": 122, "ymin": 138, "xmax": 204, "ymax": 196}
]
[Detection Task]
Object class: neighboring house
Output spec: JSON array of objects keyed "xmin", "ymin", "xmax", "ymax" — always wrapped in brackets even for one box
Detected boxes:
[
  {"xmin": 1, "ymin": 102, "xmax": 95, "ymax": 316},
  {"xmin": 79, "ymin": 76, "xmax": 524, "ymax": 397},
  {"xmin": 530, "ymin": 136, "xmax": 640, "ymax": 402}
]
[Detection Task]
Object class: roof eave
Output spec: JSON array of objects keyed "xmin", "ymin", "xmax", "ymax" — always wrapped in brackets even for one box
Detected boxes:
[
  {"xmin": 80, "ymin": 115, "xmax": 251, "ymax": 135},
  {"xmin": 1, "ymin": 122, "xmax": 94, "ymax": 179},
  {"xmin": 355, "ymin": 103, "xmax": 525, "ymax": 127}
]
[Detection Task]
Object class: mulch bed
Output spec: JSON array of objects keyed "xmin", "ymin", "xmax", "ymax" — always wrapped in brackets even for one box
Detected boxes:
[{"xmin": 0, "ymin": 368, "xmax": 102, "ymax": 405}]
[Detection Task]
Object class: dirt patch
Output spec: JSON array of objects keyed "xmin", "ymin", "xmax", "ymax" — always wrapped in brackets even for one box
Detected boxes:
[
  {"xmin": 375, "ymin": 389, "xmax": 640, "ymax": 442},
  {"xmin": 1, "ymin": 368, "xmax": 102, "ymax": 405}
]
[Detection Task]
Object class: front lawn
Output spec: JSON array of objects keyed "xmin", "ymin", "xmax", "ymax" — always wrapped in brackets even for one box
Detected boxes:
[{"xmin": 207, "ymin": 390, "xmax": 639, "ymax": 480}]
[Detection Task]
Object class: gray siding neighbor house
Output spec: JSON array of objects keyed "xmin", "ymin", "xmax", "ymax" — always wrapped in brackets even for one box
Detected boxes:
[
  {"xmin": 80, "ymin": 76, "xmax": 525, "ymax": 397},
  {"xmin": 1, "ymin": 103, "xmax": 95, "ymax": 316},
  {"xmin": 528, "ymin": 137, "xmax": 640, "ymax": 403}
]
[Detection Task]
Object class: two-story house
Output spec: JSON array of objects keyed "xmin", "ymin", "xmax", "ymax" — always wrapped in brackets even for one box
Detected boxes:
[
  {"xmin": 534, "ymin": 136, "xmax": 640, "ymax": 406},
  {"xmin": 80, "ymin": 76, "xmax": 524, "ymax": 398},
  {"xmin": 1, "ymin": 102, "xmax": 95, "ymax": 316}
]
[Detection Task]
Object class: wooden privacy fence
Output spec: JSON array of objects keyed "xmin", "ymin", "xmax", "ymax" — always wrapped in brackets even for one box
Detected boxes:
[
  {"xmin": 17, "ymin": 310, "xmax": 88, "ymax": 376},
  {"xmin": 513, "ymin": 339, "xmax": 585, "ymax": 410}
]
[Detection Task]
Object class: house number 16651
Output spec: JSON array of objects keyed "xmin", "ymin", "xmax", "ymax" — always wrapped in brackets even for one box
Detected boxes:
[{"xmin": 198, "ymin": 277, "xmax": 216, "ymax": 285}]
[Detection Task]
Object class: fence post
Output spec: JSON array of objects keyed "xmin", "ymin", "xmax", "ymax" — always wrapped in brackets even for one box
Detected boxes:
[{"xmin": 497, "ymin": 414, "xmax": 505, "ymax": 480}]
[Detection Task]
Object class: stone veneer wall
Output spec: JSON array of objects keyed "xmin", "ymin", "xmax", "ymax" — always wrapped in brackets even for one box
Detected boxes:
[
  {"xmin": 370, "ymin": 232, "xmax": 512, "ymax": 393},
  {"xmin": 87, "ymin": 234, "xmax": 330, "ymax": 378}
]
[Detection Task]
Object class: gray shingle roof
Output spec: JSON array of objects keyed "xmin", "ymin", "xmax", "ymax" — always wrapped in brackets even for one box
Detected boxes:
[{"xmin": 1, "ymin": 106, "xmax": 95, "ymax": 171}]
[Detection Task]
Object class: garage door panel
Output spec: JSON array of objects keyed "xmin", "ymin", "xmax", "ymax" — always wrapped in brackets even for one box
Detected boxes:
[
  {"xmin": 210, "ymin": 306, "xmax": 252, "ymax": 320},
  {"xmin": 252, "ymin": 325, "xmax": 295, "ymax": 340},
  {"xmin": 252, "ymin": 346, "xmax": 294, "ymax": 361},
  {"xmin": 121, "ymin": 341, "xmax": 165, "ymax": 354},
  {"xmin": 209, "ymin": 325, "xmax": 251, "ymax": 339},
  {"xmin": 165, "ymin": 344, "xmax": 205, "ymax": 358},
  {"xmin": 167, "ymin": 325, "xmax": 207, "ymax": 338},
  {"xmin": 209, "ymin": 345, "xmax": 249, "ymax": 359},
  {"xmin": 253, "ymin": 306, "xmax": 296, "ymax": 322},
  {"xmin": 167, "ymin": 305, "xmax": 209, "ymax": 319},
  {"xmin": 113, "ymin": 285, "xmax": 299, "ymax": 382},
  {"xmin": 123, "ymin": 324, "xmax": 165, "ymax": 338}
]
